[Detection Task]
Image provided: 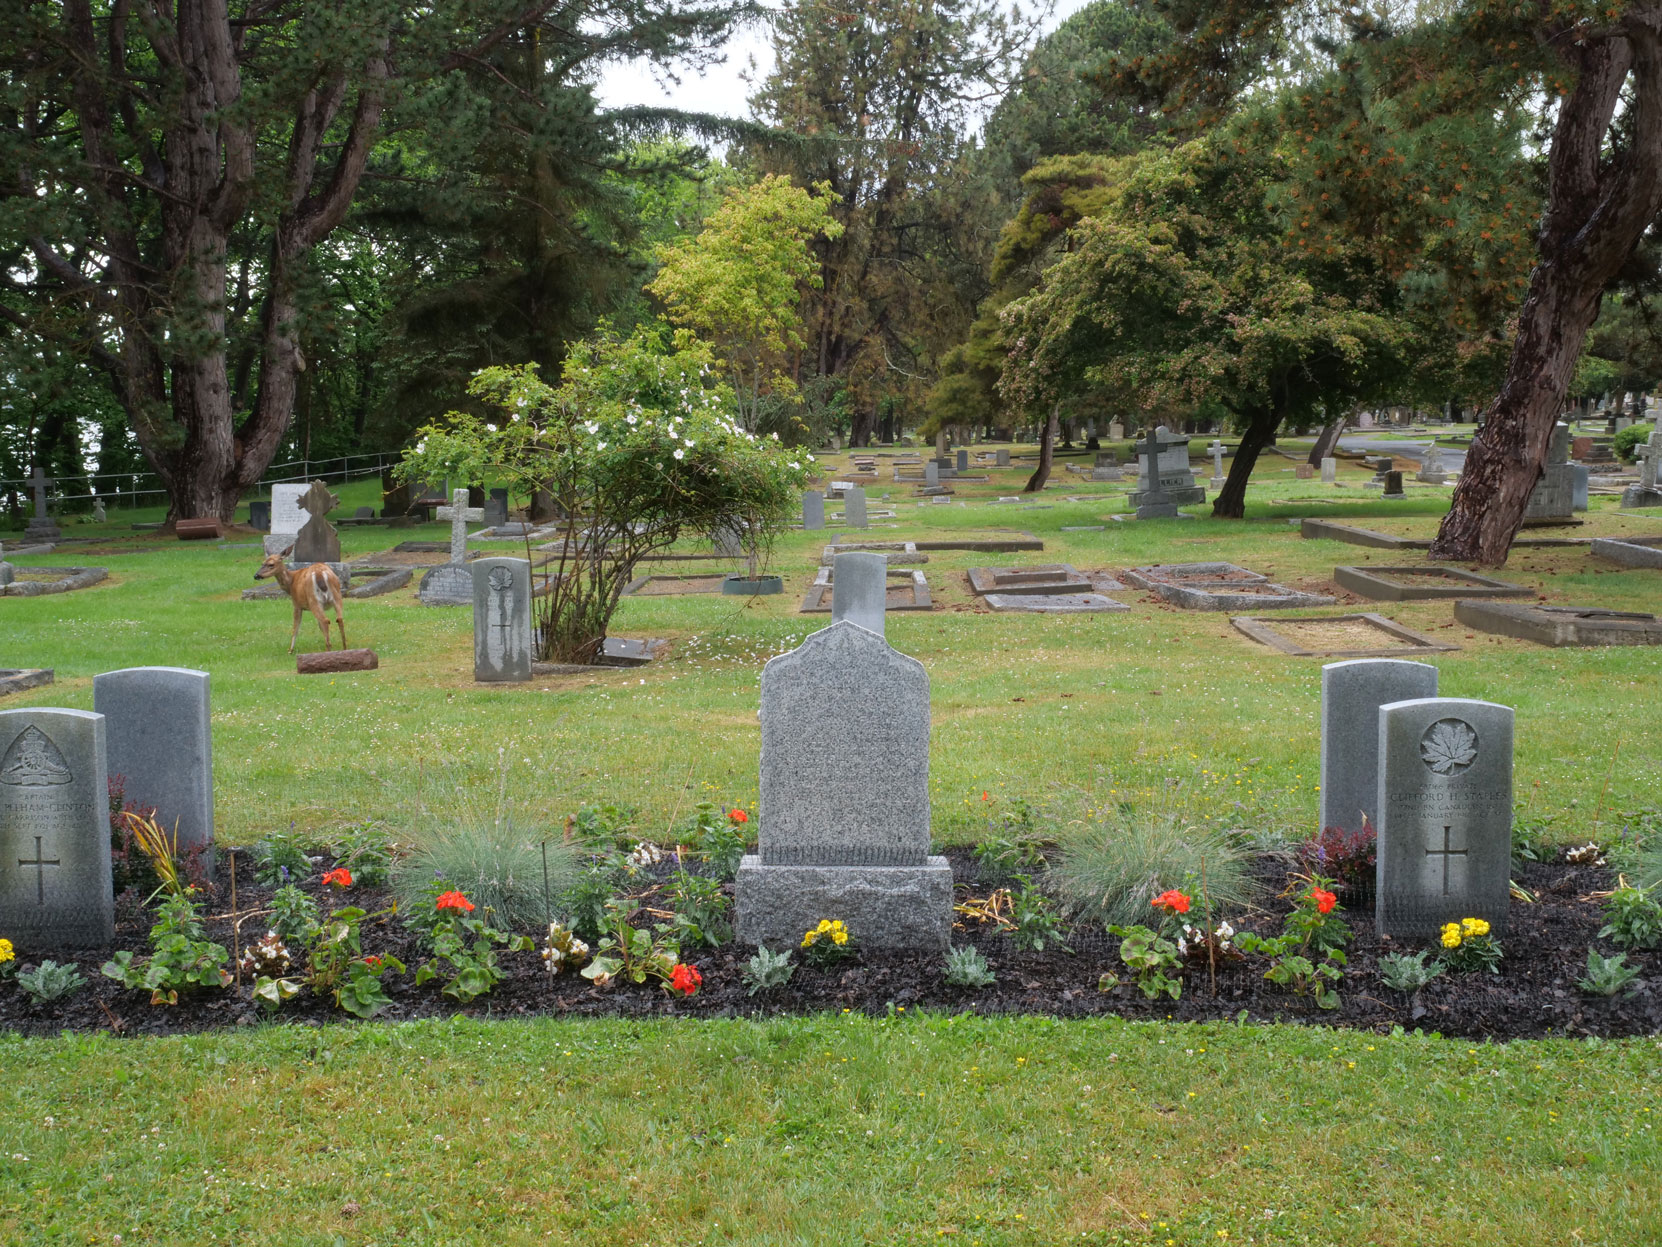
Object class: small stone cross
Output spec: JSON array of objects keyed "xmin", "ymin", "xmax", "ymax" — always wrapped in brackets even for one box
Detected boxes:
[
  {"xmin": 1425, "ymin": 825, "xmax": 1469, "ymax": 897},
  {"xmin": 18, "ymin": 835, "xmax": 60, "ymax": 905},
  {"xmin": 436, "ymin": 488, "xmax": 485, "ymax": 564},
  {"xmin": 28, "ymin": 467, "xmax": 52, "ymax": 518},
  {"xmin": 1138, "ymin": 427, "xmax": 1167, "ymax": 491}
]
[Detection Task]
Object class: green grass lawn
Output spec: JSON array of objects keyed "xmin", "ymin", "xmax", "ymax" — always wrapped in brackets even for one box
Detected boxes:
[{"xmin": 4, "ymin": 449, "xmax": 1660, "ymax": 1245}]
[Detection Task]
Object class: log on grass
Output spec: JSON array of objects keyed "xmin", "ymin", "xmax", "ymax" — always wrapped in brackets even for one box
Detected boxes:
[{"xmin": 297, "ymin": 648, "xmax": 378, "ymax": 674}]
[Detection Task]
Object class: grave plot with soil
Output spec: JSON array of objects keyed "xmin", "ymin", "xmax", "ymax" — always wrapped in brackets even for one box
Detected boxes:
[{"xmin": 2, "ymin": 848, "xmax": 1654, "ymax": 1042}]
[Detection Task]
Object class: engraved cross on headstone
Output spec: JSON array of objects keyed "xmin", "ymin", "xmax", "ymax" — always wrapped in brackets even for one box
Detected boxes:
[
  {"xmin": 29, "ymin": 467, "xmax": 52, "ymax": 519},
  {"xmin": 18, "ymin": 835, "xmax": 60, "ymax": 905},
  {"xmin": 436, "ymin": 488, "xmax": 485, "ymax": 564},
  {"xmin": 1426, "ymin": 825, "xmax": 1468, "ymax": 897},
  {"xmin": 491, "ymin": 572, "xmax": 514, "ymax": 648}
]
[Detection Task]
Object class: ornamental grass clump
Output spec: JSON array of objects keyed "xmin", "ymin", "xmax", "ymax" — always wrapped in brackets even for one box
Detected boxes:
[
  {"xmin": 1051, "ymin": 814, "xmax": 1253, "ymax": 929},
  {"xmin": 392, "ymin": 823, "xmax": 578, "ymax": 934}
]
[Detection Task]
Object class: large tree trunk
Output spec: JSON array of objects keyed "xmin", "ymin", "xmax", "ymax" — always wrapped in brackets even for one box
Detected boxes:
[
  {"xmin": 1433, "ymin": 19, "xmax": 1662, "ymax": 564},
  {"xmin": 1308, "ymin": 418, "xmax": 1344, "ymax": 466},
  {"xmin": 1211, "ymin": 405, "xmax": 1280, "ymax": 519},
  {"xmin": 1023, "ymin": 401, "xmax": 1060, "ymax": 492}
]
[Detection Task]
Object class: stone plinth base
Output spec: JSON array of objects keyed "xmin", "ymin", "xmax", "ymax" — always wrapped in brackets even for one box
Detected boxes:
[
  {"xmin": 735, "ymin": 854, "xmax": 952, "ymax": 952},
  {"xmin": 1128, "ymin": 485, "xmax": 1205, "ymax": 507},
  {"xmin": 1620, "ymin": 485, "xmax": 1662, "ymax": 509}
]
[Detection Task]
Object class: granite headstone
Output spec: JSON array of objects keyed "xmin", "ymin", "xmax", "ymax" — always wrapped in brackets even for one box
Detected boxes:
[
  {"xmin": 472, "ymin": 558, "xmax": 533, "ymax": 682},
  {"xmin": 1319, "ymin": 659, "xmax": 1439, "ymax": 836},
  {"xmin": 93, "ymin": 667, "xmax": 214, "ymax": 872},
  {"xmin": 802, "ymin": 491, "xmax": 825, "ymax": 530},
  {"xmin": 830, "ymin": 552, "xmax": 887, "ymax": 638},
  {"xmin": 844, "ymin": 487, "xmax": 868, "ymax": 529}
]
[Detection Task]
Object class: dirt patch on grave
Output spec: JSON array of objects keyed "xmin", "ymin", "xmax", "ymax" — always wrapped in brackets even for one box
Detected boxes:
[
  {"xmin": 2, "ymin": 851, "xmax": 1656, "ymax": 1042},
  {"xmin": 1258, "ymin": 617, "xmax": 1419, "ymax": 650}
]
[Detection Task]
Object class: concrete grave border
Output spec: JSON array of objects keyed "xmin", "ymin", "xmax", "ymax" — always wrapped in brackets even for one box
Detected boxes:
[
  {"xmin": 966, "ymin": 563, "xmax": 1091, "ymax": 596},
  {"xmin": 983, "ymin": 592, "xmax": 1128, "ymax": 613},
  {"xmin": 0, "ymin": 668, "xmax": 53, "ymax": 697},
  {"xmin": 0, "ymin": 566, "xmax": 108, "ymax": 597},
  {"xmin": 1453, "ymin": 599, "xmax": 1662, "ymax": 646},
  {"xmin": 826, "ymin": 534, "xmax": 1043, "ymax": 556},
  {"xmin": 1231, "ymin": 612, "xmax": 1460, "ymax": 657},
  {"xmin": 622, "ymin": 572, "xmax": 733, "ymax": 596},
  {"xmin": 800, "ymin": 566, "xmax": 932, "ymax": 613},
  {"xmin": 1333, "ymin": 565, "xmax": 1530, "ymax": 601},
  {"xmin": 1590, "ymin": 536, "xmax": 1662, "ymax": 569}
]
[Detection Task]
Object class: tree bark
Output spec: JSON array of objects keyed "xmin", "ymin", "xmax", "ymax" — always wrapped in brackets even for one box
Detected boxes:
[
  {"xmin": 1023, "ymin": 401, "xmax": 1059, "ymax": 492},
  {"xmin": 1211, "ymin": 405, "xmax": 1280, "ymax": 519},
  {"xmin": 1308, "ymin": 417, "xmax": 1344, "ymax": 466},
  {"xmin": 1433, "ymin": 16, "xmax": 1662, "ymax": 564}
]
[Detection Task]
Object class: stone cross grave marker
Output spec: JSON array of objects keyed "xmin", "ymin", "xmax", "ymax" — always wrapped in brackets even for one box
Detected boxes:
[
  {"xmin": 438, "ymin": 488, "xmax": 485, "ymax": 563},
  {"xmin": 418, "ymin": 488, "xmax": 486, "ymax": 604},
  {"xmin": 93, "ymin": 667, "xmax": 215, "ymax": 874},
  {"xmin": 472, "ymin": 557, "xmax": 532, "ymax": 682},
  {"xmin": 830, "ymin": 551, "xmax": 887, "ymax": 637},
  {"xmin": 1319, "ymin": 658, "xmax": 1438, "ymax": 837},
  {"xmin": 1375, "ymin": 697, "xmax": 1513, "ymax": 940},
  {"xmin": 802, "ymin": 491, "xmax": 825, "ymax": 530},
  {"xmin": 1208, "ymin": 441, "xmax": 1226, "ymax": 488},
  {"xmin": 735, "ymin": 620, "xmax": 951, "ymax": 950},
  {"xmin": 0, "ymin": 708, "xmax": 114, "ymax": 948},
  {"xmin": 1134, "ymin": 427, "xmax": 1178, "ymax": 518},
  {"xmin": 29, "ymin": 466, "xmax": 51, "ymax": 519},
  {"xmin": 292, "ymin": 480, "xmax": 342, "ymax": 564},
  {"xmin": 25, "ymin": 467, "xmax": 61, "ymax": 540}
]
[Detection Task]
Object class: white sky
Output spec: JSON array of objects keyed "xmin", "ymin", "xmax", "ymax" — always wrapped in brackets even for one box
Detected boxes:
[{"xmin": 594, "ymin": 1, "xmax": 1095, "ymax": 120}]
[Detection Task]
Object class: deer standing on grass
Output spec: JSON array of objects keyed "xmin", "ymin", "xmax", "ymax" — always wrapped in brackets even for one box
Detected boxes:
[{"xmin": 254, "ymin": 545, "xmax": 347, "ymax": 653}]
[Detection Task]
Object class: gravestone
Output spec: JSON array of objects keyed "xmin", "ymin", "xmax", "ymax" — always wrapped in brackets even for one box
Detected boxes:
[
  {"xmin": 844, "ymin": 487, "xmax": 868, "ymax": 529},
  {"xmin": 956, "ymin": 449, "xmax": 969, "ymax": 472},
  {"xmin": 830, "ymin": 552, "xmax": 888, "ymax": 637},
  {"xmin": 0, "ymin": 708, "xmax": 114, "ymax": 948},
  {"xmin": 924, "ymin": 461, "xmax": 940, "ymax": 487},
  {"xmin": 472, "ymin": 558, "xmax": 532, "ymax": 682},
  {"xmin": 91, "ymin": 498, "xmax": 106, "ymax": 523},
  {"xmin": 0, "ymin": 563, "xmax": 12, "ymax": 587},
  {"xmin": 1130, "ymin": 426, "xmax": 1205, "ymax": 516},
  {"xmin": 735, "ymin": 620, "xmax": 951, "ymax": 950},
  {"xmin": 1319, "ymin": 659, "xmax": 1439, "ymax": 837},
  {"xmin": 1208, "ymin": 440, "xmax": 1226, "ymax": 489},
  {"xmin": 292, "ymin": 480, "xmax": 342, "ymax": 564},
  {"xmin": 1523, "ymin": 422, "xmax": 1576, "ymax": 521},
  {"xmin": 1382, "ymin": 470, "xmax": 1405, "ymax": 499},
  {"xmin": 711, "ymin": 522, "xmax": 745, "ymax": 559},
  {"xmin": 802, "ymin": 491, "xmax": 825, "ymax": 530},
  {"xmin": 248, "ymin": 500, "xmax": 271, "ymax": 532},
  {"xmin": 1109, "ymin": 420, "xmax": 1125, "ymax": 440},
  {"xmin": 935, "ymin": 431, "xmax": 949, "ymax": 460},
  {"xmin": 1417, "ymin": 445, "xmax": 1448, "ymax": 484},
  {"xmin": 417, "ymin": 488, "xmax": 484, "ymax": 605},
  {"xmin": 484, "ymin": 488, "xmax": 510, "ymax": 527},
  {"xmin": 1621, "ymin": 424, "xmax": 1662, "ymax": 508},
  {"xmin": 265, "ymin": 483, "xmax": 309, "ymax": 555},
  {"xmin": 1571, "ymin": 464, "xmax": 1590, "ymax": 511},
  {"xmin": 995, "ymin": 449, "xmax": 1010, "ymax": 467},
  {"xmin": 1375, "ymin": 697, "xmax": 1513, "ymax": 940},
  {"xmin": 93, "ymin": 668, "xmax": 214, "ymax": 873},
  {"xmin": 1321, "ymin": 456, "xmax": 1338, "ymax": 485},
  {"xmin": 24, "ymin": 467, "xmax": 61, "ymax": 542}
]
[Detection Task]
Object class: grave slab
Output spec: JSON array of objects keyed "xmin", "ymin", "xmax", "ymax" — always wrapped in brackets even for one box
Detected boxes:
[
  {"xmin": 983, "ymin": 592, "xmax": 1127, "ymax": 613},
  {"xmin": 1453, "ymin": 600, "xmax": 1662, "ymax": 646},
  {"xmin": 1230, "ymin": 613, "xmax": 1461, "ymax": 658},
  {"xmin": 1590, "ymin": 536, "xmax": 1662, "ymax": 569},
  {"xmin": 0, "ymin": 669, "xmax": 53, "ymax": 698},
  {"xmin": 1333, "ymin": 565, "xmax": 1530, "ymax": 601},
  {"xmin": 966, "ymin": 564, "xmax": 1092, "ymax": 596}
]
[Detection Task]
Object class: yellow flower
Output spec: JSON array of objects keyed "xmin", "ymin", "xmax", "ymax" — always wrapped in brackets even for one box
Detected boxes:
[
  {"xmin": 1462, "ymin": 917, "xmax": 1490, "ymax": 938},
  {"xmin": 801, "ymin": 932, "xmax": 815, "ymax": 948},
  {"xmin": 832, "ymin": 931, "xmax": 848, "ymax": 945},
  {"xmin": 0, "ymin": 937, "xmax": 12, "ymax": 964},
  {"xmin": 1440, "ymin": 924, "xmax": 1462, "ymax": 949}
]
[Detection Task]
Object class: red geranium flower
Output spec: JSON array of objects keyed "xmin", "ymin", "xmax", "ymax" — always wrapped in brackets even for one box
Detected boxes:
[
  {"xmin": 434, "ymin": 889, "xmax": 475, "ymax": 913},
  {"xmin": 362, "ymin": 955, "xmax": 381, "ymax": 968},
  {"xmin": 728, "ymin": 808, "xmax": 749, "ymax": 824},
  {"xmin": 322, "ymin": 867, "xmax": 353, "ymax": 888},
  {"xmin": 670, "ymin": 963, "xmax": 702, "ymax": 996},
  {"xmin": 1151, "ymin": 889, "xmax": 1192, "ymax": 915},
  {"xmin": 1310, "ymin": 888, "xmax": 1338, "ymax": 915}
]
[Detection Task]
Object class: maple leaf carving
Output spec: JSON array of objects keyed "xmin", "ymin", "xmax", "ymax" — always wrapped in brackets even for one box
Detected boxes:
[{"xmin": 1420, "ymin": 719, "xmax": 1477, "ymax": 775}]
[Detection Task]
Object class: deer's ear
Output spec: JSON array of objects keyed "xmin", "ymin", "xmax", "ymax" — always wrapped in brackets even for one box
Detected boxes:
[{"xmin": 280, "ymin": 543, "xmax": 295, "ymax": 556}]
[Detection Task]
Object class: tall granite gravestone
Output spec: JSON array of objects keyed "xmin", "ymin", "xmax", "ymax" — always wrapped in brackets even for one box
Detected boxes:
[
  {"xmin": 1523, "ymin": 422, "xmax": 1576, "ymax": 522},
  {"xmin": 93, "ymin": 668, "xmax": 214, "ymax": 872},
  {"xmin": 924, "ymin": 461, "xmax": 940, "ymax": 487},
  {"xmin": 1571, "ymin": 464, "xmax": 1590, "ymax": 512},
  {"xmin": 1321, "ymin": 456, "xmax": 1338, "ymax": 484},
  {"xmin": 248, "ymin": 500, "xmax": 271, "ymax": 532},
  {"xmin": 956, "ymin": 449, "xmax": 969, "ymax": 472},
  {"xmin": 1130, "ymin": 426, "xmax": 1205, "ymax": 516},
  {"xmin": 418, "ymin": 488, "xmax": 484, "ymax": 605},
  {"xmin": 802, "ymin": 491, "xmax": 825, "ymax": 530},
  {"xmin": 830, "ymin": 552, "xmax": 887, "ymax": 637},
  {"xmin": 735, "ymin": 620, "xmax": 952, "ymax": 950},
  {"xmin": 292, "ymin": 480, "xmax": 342, "ymax": 564},
  {"xmin": 1382, "ymin": 470, "xmax": 1405, "ymax": 499},
  {"xmin": 484, "ymin": 488, "xmax": 510, "ymax": 527},
  {"xmin": 472, "ymin": 558, "xmax": 532, "ymax": 682},
  {"xmin": 995, "ymin": 449, "xmax": 1010, "ymax": 467},
  {"xmin": 25, "ymin": 468, "xmax": 61, "ymax": 542},
  {"xmin": 1375, "ymin": 697, "xmax": 1513, "ymax": 940},
  {"xmin": 265, "ymin": 483, "xmax": 308, "ymax": 554},
  {"xmin": 0, "ymin": 708, "xmax": 114, "ymax": 948},
  {"xmin": 1319, "ymin": 659, "xmax": 1439, "ymax": 836},
  {"xmin": 844, "ymin": 487, "xmax": 868, "ymax": 529}
]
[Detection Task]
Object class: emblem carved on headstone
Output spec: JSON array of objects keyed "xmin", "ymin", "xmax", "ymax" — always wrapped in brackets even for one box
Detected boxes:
[
  {"xmin": 0, "ymin": 726, "xmax": 74, "ymax": 786},
  {"xmin": 1419, "ymin": 718, "xmax": 1478, "ymax": 776}
]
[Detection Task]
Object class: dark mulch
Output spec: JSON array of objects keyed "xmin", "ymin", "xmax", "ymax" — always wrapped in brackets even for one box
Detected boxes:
[{"xmin": 2, "ymin": 851, "xmax": 1656, "ymax": 1041}]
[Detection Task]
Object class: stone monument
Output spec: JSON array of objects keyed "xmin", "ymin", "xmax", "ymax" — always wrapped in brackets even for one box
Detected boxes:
[
  {"xmin": 1375, "ymin": 697, "xmax": 1513, "ymax": 940},
  {"xmin": 418, "ymin": 488, "xmax": 484, "ymax": 605},
  {"xmin": 735, "ymin": 620, "xmax": 952, "ymax": 951},
  {"xmin": 802, "ymin": 491, "xmax": 825, "ymax": 531},
  {"xmin": 1321, "ymin": 456, "xmax": 1338, "ymax": 485},
  {"xmin": 0, "ymin": 708, "xmax": 114, "ymax": 948},
  {"xmin": 472, "ymin": 558, "xmax": 533, "ymax": 682},
  {"xmin": 1207, "ymin": 441, "xmax": 1226, "ymax": 490},
  {"xmin": 1130, "ymin": 426, "xmax": 1204, "ymax": 518},
  {"xmin": 1416, "ymin": 445, "xmax": 1448, "ymax": 484},
  {"xmin": 265, "ymin": 483, "xmax": 308, "ymax": 555},
  {"xmin": 844, "ymin": 486, "xmax": 868, "ymax": 529},
  {"xmin": 1522, "ymin": 422, "xmax": 1576, "ymax": 522},
  {"xmin": 24, "ymin": 468, "xmax": 61, "ymax": 542},
  {"xmin": 291, "ymin": 480, "xmax": 342, "ymax": 564},
  {"xmin": 93, "ymin": 667, "xmax": 214, "ymax": 873},
  {"xmin": 1319, "ymin": 659, "xmax": 1438, "ymax": 837},
  {"xmin": 830, "ymin": 552, "xmax": 887, "ymax": 637},
  {"xmin": 1621, "ymin": 423, "xmax": 1662, "ymax": 509}
]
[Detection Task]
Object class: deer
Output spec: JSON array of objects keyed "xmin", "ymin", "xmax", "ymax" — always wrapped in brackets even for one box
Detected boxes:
[{"xmin": 254, "ymin": 545, "xmax": 347, "ymax": 653}]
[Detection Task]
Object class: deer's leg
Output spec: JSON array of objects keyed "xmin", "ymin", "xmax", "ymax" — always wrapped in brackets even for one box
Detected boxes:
[
  {"xmin": 311, "ymin": 599, "xmax": 333, "ymax": 651},
  {"xmin": 289, "ymin": 600, "xmax": 302, "ymax": 654},
  {"xmin": 333, "ymin": 600, "xmax": 347, "ymax": 649}
]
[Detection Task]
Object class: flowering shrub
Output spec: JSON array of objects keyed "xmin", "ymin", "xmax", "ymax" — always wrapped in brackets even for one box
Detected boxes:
[
  {"xmin": 1151, "ymin": 889, "xmax": 1192, "ymax": 916},
  {"xmin": 669, "ymin": 963, "xmax": 702, "ymax": 996},
  {"xmin": 306, "ymin": 905, "xmax": 404, "ymax": 1018},
  {"xmin": 396, "ymin": 321, "xmax": 813, "ymax": 663},
  {"xmin": 1439, "ymin": 917, "xmax": 1503, "ymax": 973},
  {"xmin": 238, "ymin": 930, "xmax": 294, "ymax": 978},
  {"xmin": 414, "ymin": 889, "xmax": 533, "ymax": 1004},
  {"xmin": 800, "ymin": 919, "xmax": 855, "ymax": 968},
  {"xmin": 729, "ymin": 808, "xmax": 749, "ymax": 825},
  {"xmin": 1176, "ymin": 919, "xmax": 1240, "ymax": 964},
  {"xmin": 101, "ymin": 891, "xmax": 231, "ymax": 1006}
]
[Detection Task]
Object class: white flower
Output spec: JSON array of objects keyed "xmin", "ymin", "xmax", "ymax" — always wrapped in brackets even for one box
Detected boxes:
[
  {"xmin": 585, "ymin": 422, "xmax": 599, "ymax": 434},
  {"xmin": 627, "ymin": 414, "xmax": 637, "ymax": 425},
  {"xmin": 674, "ymin": 449, "xmax": 684, "ymax": 460},
  {"xmin": 597, "ymin": 441, "xmax": 607, "ymax": 450},
  {"xmin": 684, "ymin": 439, "xmax": 695, "ymax": 447}
]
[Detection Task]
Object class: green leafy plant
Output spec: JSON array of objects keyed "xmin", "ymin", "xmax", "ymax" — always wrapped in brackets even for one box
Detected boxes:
[
  {"xmin": 943, "ymin": 944, "xmax": 997, "ymax": 988},
  {"xmin": 307, "ymin": 905, "xmax": 404, "ymax": 1018},
  {"xmin": 973, "ymin": 799, "xmax": 1048, "ymax": 883},
  {"xmin": 252, "ymin": 974, "xmax": 302, "ymax": 1012},
  {"xmin": 572, "ymin": 802, "xmax": 638, "ymax": 843},
  {"xmin": 561, "ymin": 855, "xmax": 629, "ymax": 943},
  {"xmin": 742, "ymin": 945, "xmax": 796, "ymax": 995},
  {"xmin": 701, "ymin": 809, "xmax": 751, "ymax": 882},
  {"xmin": 392, "ymin": 826, "xmax": 578, "ymax": 934},
  {"xmin": 668, "ymin": 801, "xmax": 727, "ymax": 850},
  {"xmin": 1235, "ymin": 879, "xmax": 1350, "ymax": 1009},
  {"xmin": 1511, "ymin": 809, "xmax": 1556, "ymax": 868},
  {"xmin": 1379, "ymin": 950, "xmax": 1445, "ymax": 993},
  {"xmin": 16, "ymin": 959, "xmax": 87, "ymax": 1006},
  {"xmin": 1051, "ymin": 814, "xmax": 1254, "ymax": 928},
  {"xmin": 1577, "ymin": 948, "xmax": 1641, "ymax": 997},
  {"xmin": 1613, "ymin": 421, "xmax": 1656, "ymax": 462},
  {"xmin": 667, "ymin": 869, "xmax": 733, "ymax": 948},
  {"xmin": 799, "ymin": 919, "xmax": 856, "ymax": 969},
  {"xmin": 1103, "ymin": 924, "xmax": 1183, "ymax": 1000},
  {"xmin": 412, "ymin": 890, "xmax": 534, "ymax": 1004},
  {"xmin": 252, "ymin": 824, "xmax": 314, "ymax": 887},
  {"xmin": 1598, "ymin": 883, "xmax": 1662, "ymax": 951},
  {"xmin": 581, "ymin": 901, "xmax": 682, "ymax": 988},
  {"xmin": 269, "ymin": 885, "xmax": 320, "ymax": 949},
  {"xmin": 1008, "ymin": 876, "xmax": 1069, "ymax": 953},
  {"xmin": 330, "ymin": 821, "xmax": 396, "ymax": 888},
  {"xmin": 101, "ymin": 891, "xmax": 231, "ymax": 1005},
  {"xmin": 1438, "ymin": 917, "xmax": 1503, "ymax": 974}
]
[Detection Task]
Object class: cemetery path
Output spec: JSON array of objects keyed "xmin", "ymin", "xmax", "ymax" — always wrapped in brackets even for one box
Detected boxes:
[
  {"xmin": 1337, "ymin": 436, "xmax": 1469, "ymax": 472},
  {"xmin": 3, "ymin": 854, "xmax": 1656, "ymax": 1041}
]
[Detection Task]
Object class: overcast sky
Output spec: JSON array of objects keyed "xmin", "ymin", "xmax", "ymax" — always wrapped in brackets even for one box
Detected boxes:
[{"xmin": 593, "ymin": 1, "xmax": 1095, "ymax": 120}]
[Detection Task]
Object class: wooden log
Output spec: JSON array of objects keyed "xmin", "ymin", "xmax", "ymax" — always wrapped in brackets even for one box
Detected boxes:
[
  {"xmin": 176, "ymin": 518, "xmax": 224, "ymax": 540},
  {"xmin": 296, "ymin": 649, "xmax": 379, "ymax": 674}
]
